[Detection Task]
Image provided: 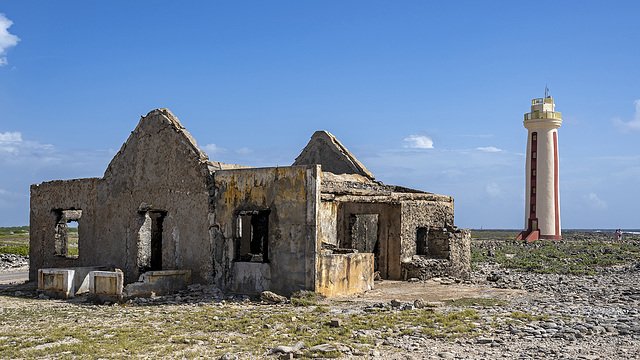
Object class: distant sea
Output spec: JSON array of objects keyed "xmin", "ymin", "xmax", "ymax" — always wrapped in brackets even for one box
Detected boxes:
[
  {"xmin": 473, "ymin": 229, "xmax": 640, "ymax": 235},
  {"xmin": 573, "ymin": 229, "xmax": 640, "ymax": 235}
]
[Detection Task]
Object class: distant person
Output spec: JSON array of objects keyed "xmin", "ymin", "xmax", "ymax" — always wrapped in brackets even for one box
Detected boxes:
[{"xmin": 615, "ymin": 229, "xmax": 622, "ymax": 243}]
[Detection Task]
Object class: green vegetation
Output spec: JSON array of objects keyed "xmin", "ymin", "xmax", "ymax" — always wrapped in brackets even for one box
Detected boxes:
[
  {"xmin": 291, "ymin": 290, "xmax": 324, "ymax": 307},
  {"xmin": 471, "ymin": 230, "xmax": 640, "ymax": 275},
  {"xmin": 0, "ymin": 226, "xmax": 30, "ymax": 256},
  {"xmin": 0, "ymin": 226, "xmax": 79, "ymax": 256},
  {"xmin": 0, "ymin": 297, "xmax": 499, "ymax": 359}
]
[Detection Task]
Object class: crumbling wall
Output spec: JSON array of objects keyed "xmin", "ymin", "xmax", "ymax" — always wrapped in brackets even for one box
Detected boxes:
[
  {"xmin": 95, "ymin": 109, "xmax": 212, "ymax": 284},
  {"xmin": 401, "ymin": 228, "xmax": 471, "ymax": 280},
  {"xmin": 335, "ymin": 202, "xmax": 402, "ymax": 280},
  {"xmin": 316, "ymin": 252, "xmax": 374, "ymax": 296},
  {"xmin": 319, "ymin": 201, "xmax": 338, "ymax": 246},
  {"xmin": 30, "ymin": 109, "xmax": 213, "ymax": 284},
  {"xmin": 212, "ymin": 165, "xmax": 320, "ymax": 296},
  {"xmin": 400, "ymin": 198, "xmax": 454, "ymax": 259},
  {"xmin": 29, "ymin": 178, "xmax": 99, "ymax": 281}
]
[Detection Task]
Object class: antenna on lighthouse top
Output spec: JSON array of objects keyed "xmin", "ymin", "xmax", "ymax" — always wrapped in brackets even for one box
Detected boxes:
[{"xmin": 545, "ymin": 85, "xmax": 550, "ymax": 98}]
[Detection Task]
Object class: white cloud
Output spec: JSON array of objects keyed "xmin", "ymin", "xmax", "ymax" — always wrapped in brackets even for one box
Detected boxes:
[
  {"xmin": 0, "ymin": 132, "xmax": 21, "ymax": 142},
  {"xmin": 583, "ymin": 192, "xmax": 607, "ymax": 210},
  {"xmin": 0, "ymin": 131, "xmax": 23, "ymax": 154},
  {"xmin": 402, "ymin": 135, "xmax": 434, "ymax": 149},
  {"xmin": 476, "ymin": 146, "xmax": 503, "ymax": 152},
  {"xmin": 236, "ymin": 147, "xmax": 252, "ymax": 155},
  {"xmin": 0, "ymin": 14, "xmax": 20, "ymax": 66},
  {"xmin": 613, "ymin": 99, "xmax": 640, "ymax": 132},
  {"xmin": 202, "ymin": 143, "xmax": 225, "ymax": 156}
]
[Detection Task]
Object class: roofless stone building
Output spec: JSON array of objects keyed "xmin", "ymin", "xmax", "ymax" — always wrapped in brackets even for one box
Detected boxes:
[{"xmin": 30, "ymin": 109, "xmax": 469, "ymax": 297}]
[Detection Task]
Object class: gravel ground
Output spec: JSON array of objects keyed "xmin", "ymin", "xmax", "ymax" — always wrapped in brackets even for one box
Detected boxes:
[{"xmin": 2, "ymin": 243, "xmax": 640, "ymax": 359}]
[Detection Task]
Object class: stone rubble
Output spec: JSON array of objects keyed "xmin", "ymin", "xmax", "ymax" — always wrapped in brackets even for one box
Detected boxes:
[
  {"xmin": 111, "ymin": 260, "xmax": 640, "ymax": 358},
  {"xmin": 0, "ymin": 254, "xmax": 28, "ymax": 271},
  {"xmin": 5, "ymin": 249, "xmax": 640, "ymax": 358},
  {"xmin": 106, "ymin": 259, "xmax": 640, "ymax": 359}
]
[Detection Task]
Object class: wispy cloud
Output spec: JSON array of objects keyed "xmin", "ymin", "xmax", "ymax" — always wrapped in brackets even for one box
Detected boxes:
[
  {"xmin": 0, "ymin": 14, "xmax": 20, "ymax": 66},
  {"xmin": 485, "ymin": 182, "xmax": 503, "ymax": 197},
  {"xmin": 476, "ymin": 146, "xmax": 503, "ymax": 152},
  {"xmin": 0, "ymin": 131, "xmax": 23, "ymax": 153},
  {"xmin": 583, "ymin": 192, "xmax": 607, "ymax": 211},
  {"xmin": 0, "ymin": 131, "xmax": 56, "ymax": 161},
  {"xmin": 202, "ymin": 143, "xmax": 225, "ymax": 156},
  {"xmin": 402, "ymin": 135, "xmax": 434, "ymax": 149},
  {"xmin": 203, "ymin": 144, "xmax": 253, "ymax": 157},
  {"xmin": 613, "ymin": 99, "xmax": 640, "ymax": 132}
]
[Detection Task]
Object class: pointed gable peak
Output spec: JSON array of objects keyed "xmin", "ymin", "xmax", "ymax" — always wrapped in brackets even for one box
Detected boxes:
[{"xmin": 293, "ymin": 130, "xmax": 375, "ymax": 180}]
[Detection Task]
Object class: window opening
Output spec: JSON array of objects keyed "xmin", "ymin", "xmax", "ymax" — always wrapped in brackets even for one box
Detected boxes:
[
  {"xmin": 236, "ymin": 210, "xmax": 270, "ymax": 263},
  {"xmin": 53, "ymin": 209, "xmax": 82, "ymax": 258},
  {"xmin": 424, "ymin": 228, "xmax": 450, "ymax": 259},
  {"xmin": 416, "ymin": 227, "xmax": 428, "ymax": 255}
]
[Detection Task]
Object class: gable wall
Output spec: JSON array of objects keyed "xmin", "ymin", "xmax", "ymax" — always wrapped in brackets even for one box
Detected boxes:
[
  {"xmin": 30, "ymin": 110, "xmax": 213, "ymax": 284},
  {"xmin": 95, "ymin": 111, "xmax": 212, "ymax": 283}
]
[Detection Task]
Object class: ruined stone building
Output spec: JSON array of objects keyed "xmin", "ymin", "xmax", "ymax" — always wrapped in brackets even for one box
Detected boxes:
[{"xmin": 30, "ymin": 109, "xmax": 470, "ymax": 297}]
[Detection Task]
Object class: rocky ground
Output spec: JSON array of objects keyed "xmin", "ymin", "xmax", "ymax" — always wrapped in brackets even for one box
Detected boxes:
[
  {"xmin": 0, "ymin": 253, "xmax": 28, "ymax": 272},
  {"xmin": 2, "ymin": 235, "xmax": 640, "ymax": 359}
]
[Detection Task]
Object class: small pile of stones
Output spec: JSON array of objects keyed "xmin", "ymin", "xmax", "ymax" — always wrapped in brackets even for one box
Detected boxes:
[{"xmin": 0, "ymin": 253, "xmax": 28, "ymax": 271}]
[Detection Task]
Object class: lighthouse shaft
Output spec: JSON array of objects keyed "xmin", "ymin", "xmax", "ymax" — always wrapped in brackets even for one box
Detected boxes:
[{"xmin": 519, "ymin": 97, "xmax": 562, "ymax": 241}]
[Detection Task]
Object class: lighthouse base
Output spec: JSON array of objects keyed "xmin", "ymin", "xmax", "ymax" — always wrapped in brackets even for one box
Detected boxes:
[{"xmin": 516, "ymin": 231, "xmax": 561, "ymax": 241}]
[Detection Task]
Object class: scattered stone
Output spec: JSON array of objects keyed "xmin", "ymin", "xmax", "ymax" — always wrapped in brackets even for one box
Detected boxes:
[
  {"xmin": 260, "ymin": 291, "xmax": 287, "ymax": 304},
  {"xmin": 330, "ymin": 318, "xmax": 343, "ymax": 327},
  {"xmin": 218, "ymin": 353, "xmax": 238, "ymax": 360},
  {"xmin": 309, "ymin": 343, "xmax": 351, "ymax": 353},
  {"xmin": 269, "ymin": 341, "xmax": 305, "ymax": 355}
]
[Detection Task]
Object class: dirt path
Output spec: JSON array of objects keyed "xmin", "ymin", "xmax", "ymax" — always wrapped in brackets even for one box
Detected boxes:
[{"xmin": 0, "ymin": 269, "xmax": 28, "ymax": 285}]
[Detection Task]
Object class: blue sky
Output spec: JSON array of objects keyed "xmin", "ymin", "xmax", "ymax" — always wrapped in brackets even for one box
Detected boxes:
[{"xmin": 0, "ymin": 1, "xmax": 638, "ymax": 229}]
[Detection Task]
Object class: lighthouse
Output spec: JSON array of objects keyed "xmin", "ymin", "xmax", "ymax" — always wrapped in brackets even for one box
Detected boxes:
[{"xmin": 517, "ymin": 89, "xmax": 562, "ymax": 241}]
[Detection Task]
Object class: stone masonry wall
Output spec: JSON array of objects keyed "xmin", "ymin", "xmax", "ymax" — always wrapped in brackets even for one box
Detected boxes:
[{"xmin": 400, "ymin": 199, "xmax": 454, "ymax": 260}]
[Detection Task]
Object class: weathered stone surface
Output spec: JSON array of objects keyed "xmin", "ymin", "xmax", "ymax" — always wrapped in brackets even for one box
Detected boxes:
[
  {"xmin": 30, "ymin": 108, "xmax": 468, "ymax": 298},
  {"xmin": 260, "ymin": 290, "xmax": 287, "ymax": 304},
  {"xmin": 269, "ymin": 341, "xmax": 304, "ymax": 354},
  {"xmin": 293, "ymin": 130, "xmax": 375, "ymax": 180},
  {"xmin": 401, "ymin": 228, "xmax": 471, "ymax": 281}
]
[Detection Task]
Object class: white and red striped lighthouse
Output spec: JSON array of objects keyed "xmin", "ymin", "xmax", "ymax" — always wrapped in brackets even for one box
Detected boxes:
[{"xmin": 518, "ymin": 89, "xmax": 562, "ymax": 241}]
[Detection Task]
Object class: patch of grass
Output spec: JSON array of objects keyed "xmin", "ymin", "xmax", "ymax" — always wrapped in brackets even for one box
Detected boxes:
[
  {"xmin": 291, "ymin": 290, "xmax": 324, "ymax": 307},
  {"xmin": 471, "ymin": 231, "xmax": 640, "ymax": 275},
  {"xmin": 291, "ymin": 298, "xmax": 317, "ymax": 307},
  {"xmin": 0, "ymin": 244, "xmax": 29, "ymax": 256},
  {"xmin": 0, "ymin": 296, "xmax": 500, "ymax": 359},
  {"xmin": 0, "ymin": 226, "xmax": 29, "ymax": 236}
]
